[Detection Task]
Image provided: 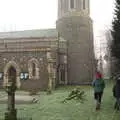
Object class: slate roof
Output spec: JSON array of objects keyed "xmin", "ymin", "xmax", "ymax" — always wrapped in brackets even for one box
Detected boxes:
[{"xmin": 0, "ymin": 29, "xmax": 58, "ymax": 39}]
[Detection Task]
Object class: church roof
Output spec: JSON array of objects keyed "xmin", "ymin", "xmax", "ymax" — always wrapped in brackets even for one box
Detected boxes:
[{"xmin": 0, "ymin": 29, "xmax": 57, "ymax": 39}]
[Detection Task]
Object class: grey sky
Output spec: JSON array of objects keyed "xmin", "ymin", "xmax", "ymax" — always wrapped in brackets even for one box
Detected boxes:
[{"xmin": 91, "ymin": 0, "xmax": 114, "ymax": 36}]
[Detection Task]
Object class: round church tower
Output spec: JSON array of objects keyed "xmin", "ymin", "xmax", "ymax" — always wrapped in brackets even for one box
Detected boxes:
[{"xmin": 56, "ymin": 0, "xmax": 95, "ymax": 84}]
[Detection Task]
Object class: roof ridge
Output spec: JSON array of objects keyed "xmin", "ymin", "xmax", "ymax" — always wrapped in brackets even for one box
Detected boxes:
[
  {"xmin": 0, "ymin": 28, "xmax": 56, "ymax": 34},
  {"xmin": 0, "ymin": 28, "xmax": 57, "ymax": 39}
]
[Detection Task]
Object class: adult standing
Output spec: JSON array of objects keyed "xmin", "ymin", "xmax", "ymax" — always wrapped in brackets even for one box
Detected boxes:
[
  {"xmin": 92, "ymin": 71, "xmax": 105, "ymax": 110},
  {"xmin": 113, "ymin": 77, "xmax": 120, "ymax": 110}
]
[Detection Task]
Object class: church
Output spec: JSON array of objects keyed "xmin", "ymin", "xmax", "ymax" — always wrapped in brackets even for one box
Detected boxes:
[{"xmin": 0, "ymin": 0, "xmax": 95, "ymax": 90}]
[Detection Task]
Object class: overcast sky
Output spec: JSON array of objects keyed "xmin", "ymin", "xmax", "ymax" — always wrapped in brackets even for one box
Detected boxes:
[
  {"xmin": 90, "ymin": 0, "xmax": 114, "ymax": 53},
  {"xmin": 91, "ymin": 0, "xmax": 114, "ymax": 36},
  {"xmin": 0, "ymin": 0, "xmax": 114, "ymax": 35}
]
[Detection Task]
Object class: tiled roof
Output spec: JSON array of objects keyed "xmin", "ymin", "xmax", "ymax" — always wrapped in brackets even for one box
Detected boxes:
[{"xmin": 0, "ymin": 28, "xmax": 58, "ymax": 39}]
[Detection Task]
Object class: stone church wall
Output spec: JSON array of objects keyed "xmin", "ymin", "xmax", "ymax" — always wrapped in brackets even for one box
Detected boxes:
[
  {"xmin": 0, "ymin": 37, "xmax": 58, "ymax": 90},
  {"xmin": 0, "ymin": 51, "xmax": 48, "ymax": 90}
]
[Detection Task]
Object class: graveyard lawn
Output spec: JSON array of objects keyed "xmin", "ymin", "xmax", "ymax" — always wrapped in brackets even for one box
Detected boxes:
[{"xmin": 0, "ymin": 82, "xmax": 120, "ymax": 120}]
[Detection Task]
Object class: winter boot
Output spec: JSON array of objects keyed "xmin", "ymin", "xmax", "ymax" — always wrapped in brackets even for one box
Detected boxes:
[{"xmin": 96, "ymin": 102, "xmax": 100, "ymax": 110}]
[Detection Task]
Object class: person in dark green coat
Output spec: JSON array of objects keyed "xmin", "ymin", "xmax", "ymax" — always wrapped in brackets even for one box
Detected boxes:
[
  {"xmin": 113, "ymin": 77, "xmax": 120, "ymax": 110},
  {"xmin": 92, "ymin": 71, "xmax": 105, "ymax": 110}
]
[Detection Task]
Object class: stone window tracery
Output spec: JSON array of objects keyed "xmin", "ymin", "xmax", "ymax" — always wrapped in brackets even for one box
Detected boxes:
[{"xmin": 28, "ymin": 58, "xmax": 39, "ymax": 80}]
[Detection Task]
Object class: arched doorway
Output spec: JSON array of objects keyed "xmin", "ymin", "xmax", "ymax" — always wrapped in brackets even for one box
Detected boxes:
[
  {"xmin": 3, "ymin": 61, "xmax": 21, "ymax": 88},
  {"xmin": 8, "ymin": 66, "xmax": 16, "ymax": 86},
  {"xmin": 5, "ymin": 66, "xmax": 17, "ymax": 120}
]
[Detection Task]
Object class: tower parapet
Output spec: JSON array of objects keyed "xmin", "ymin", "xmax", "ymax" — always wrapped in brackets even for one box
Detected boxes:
[{"xmin": 58, "ymin": 0, "xmax": 90, "ymax": 19}]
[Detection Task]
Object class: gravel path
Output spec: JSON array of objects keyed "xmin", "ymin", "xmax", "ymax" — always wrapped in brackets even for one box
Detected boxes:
[{"xmin": 0, "ymin": 94, "xmax": 35, "ymax": 104}]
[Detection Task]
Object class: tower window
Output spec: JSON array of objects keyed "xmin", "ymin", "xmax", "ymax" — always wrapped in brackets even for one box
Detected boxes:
[
  {"xmin": 83, "ymin": 0, "xmax": 86, "ymax": 9},
  {"xmin": 70, "ymin": 0, "xmax": 75, "ymax": 9},
  {"xmin": 60, "ymin": 0, "xmax": 63, "ymax": 9}
]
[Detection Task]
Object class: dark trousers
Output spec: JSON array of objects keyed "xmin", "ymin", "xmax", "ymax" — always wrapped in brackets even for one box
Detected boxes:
[
  {"xmin": 94, "ymin": 92, "xmax": 103, "ymax": 103},
  {"xmin": 114, "ymin": 98, "xmax": 120, "ymax": 110}
]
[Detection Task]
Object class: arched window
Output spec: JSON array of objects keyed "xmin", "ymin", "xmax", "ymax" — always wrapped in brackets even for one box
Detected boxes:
[
  {"xmin": 59, "ymin": 64, "xmax": 65, "ymax": 84},
  {"xmin": 60, "ymin": 68, "xmax": 65, "ymax": 82},
  {"xmin": 32, "ymin": 62, "xmax": 36, "ymax": 77},
  {"xmin": 28, "ymin": 58, "xmax": 40, "ymax": 80}
]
